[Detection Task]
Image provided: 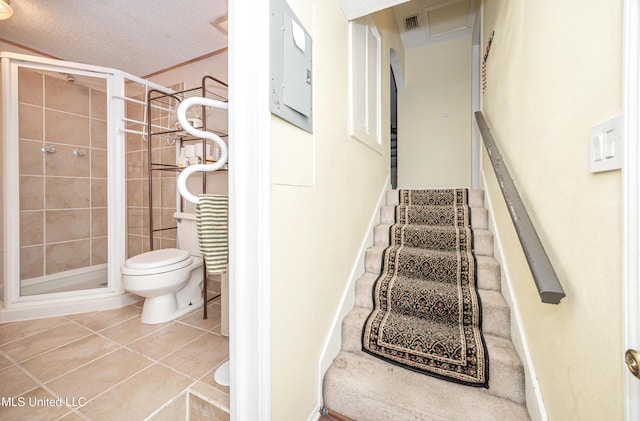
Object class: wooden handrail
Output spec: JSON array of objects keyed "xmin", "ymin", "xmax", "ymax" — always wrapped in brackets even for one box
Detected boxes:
[{"xmin": 475, "ymin": 111, "xmax": 566, "ymax": 304}]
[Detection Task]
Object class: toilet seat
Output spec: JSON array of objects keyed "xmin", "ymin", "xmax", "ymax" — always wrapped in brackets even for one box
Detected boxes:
[{"xmin": 122, "ymin": 248, "xmax": 193, "ymax": 276}]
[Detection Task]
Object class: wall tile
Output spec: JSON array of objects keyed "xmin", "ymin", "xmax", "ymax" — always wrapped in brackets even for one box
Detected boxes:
[
  {"xmin": 44, "ymin": 143, "xmax": 90, "ymax": 177},
  {"xmin": 45, "ymin": 209, "xmax": 90, "ymax": 243},
  {"xmin": 91, "ymin": 179, "xmax": 107, "ymax": 207},
  {"xmin": 18, "ymin": 68, "xmax": 43, "ymax": 106},
  {"xmin": 19, "ymin": 103, "xmax": 43, "ymax": 141},
  {"xmin": 20, "ymin": 210, "xmax": 43, "ymax": 246},
  {"xmin": 46, "ymin": 240, "xmax": 91, "ymax": 274},
  {"xmin": 91, "ymin": 119, "xmax": 107, "ymax": 149},
  {"xmin": 45, "ymin": 177, "xmax": 90, "ymax": 209},
  {"xmin": 44, "ymin": 75, "xmax": 90, "ymax": 116},
  {"xmin": 20, "ymin": 245, "xmax": 43, "ymax": 279},
  {"xmin": 91, "ymin": 148, "xmax": 107, "ymax": 178},
  {"xmin": 91, "ymin": 88, "xmax": 107, "ymax": 120},
  {"xmin": 19, "ymin": 176, "xmax": 44, "ymax": 211},
  {"xmin": 92, "ymin": 237, "xmax": 108, "ymax": 265},
  {"xmin": 92, "ymin": 208, "xmax": 108, "ymax": 237},
  {"xmin": 19, "ymin": 139, "xmax": 43, "ymax": 176},
  {"xmin": 45, "ymin": 109, "xmax": 90, "ymax": 147}
]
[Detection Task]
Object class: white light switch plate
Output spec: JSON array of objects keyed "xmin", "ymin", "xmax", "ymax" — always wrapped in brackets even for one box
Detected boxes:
[{"xmin": 589, "ymin": 115, "xmax": 622, "ymax": 173}]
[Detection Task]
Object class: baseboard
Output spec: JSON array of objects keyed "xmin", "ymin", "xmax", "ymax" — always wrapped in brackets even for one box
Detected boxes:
[
  {"xmin": 307, "ymin": 176, "xmax": 390, "ymax": 421},
  {"xmin": 480, "ymin": 172, "xmax": 548, "ymax": 421}
]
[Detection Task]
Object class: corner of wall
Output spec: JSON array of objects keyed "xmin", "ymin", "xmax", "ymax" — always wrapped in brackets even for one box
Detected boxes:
[{"xmin": 307, "ymin": 176, "xmax": 390, "ymax": 421}]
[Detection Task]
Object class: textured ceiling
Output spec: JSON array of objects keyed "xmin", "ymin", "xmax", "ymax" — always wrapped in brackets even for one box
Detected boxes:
[
  {"xmin": 392, "ymin": 0, "xmax": 476, "ymax": 49},
  {"xmin": 0, "ymin": 0, "xmax": 228, "ymax": 77}
]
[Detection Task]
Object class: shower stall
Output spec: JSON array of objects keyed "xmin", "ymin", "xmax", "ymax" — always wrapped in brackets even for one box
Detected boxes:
[{"xmin": 0, "ymin": 52, "xmax": 174, "ymax": 321}]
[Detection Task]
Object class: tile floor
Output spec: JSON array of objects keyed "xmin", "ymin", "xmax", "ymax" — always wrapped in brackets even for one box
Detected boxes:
[{"xmin": 0, "ymin": 292, "xmax": 229, "ymax": 421}]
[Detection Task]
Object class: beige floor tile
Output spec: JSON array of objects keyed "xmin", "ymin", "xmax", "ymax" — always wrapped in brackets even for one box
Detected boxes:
[
  {"xmin": 199, "ymin": 364, "xmax": 231, "ymax": 395},
  {"xmin": 100, "ymin": 316, "xmax": 169, "ymax": 345},
  {"xmin": 58, "ymin": 411, "xmax": 87, "ymax": 420},
  {"xmin": 0, "ymin": 352, "xmax": 13, "ymax": 369},
  {"xmin": 0, "ymin": 322, "xmax": 91, "ymax": 363},
  {"xmin": 0, "ymin": 316, "xmax": 68, "ymax": 345},
  {"xmin": 73, "ymin": 305, "xmax": 141, "ymax": 331},
  {"xmin": 0, "ymin": 365, "xmax": 39, "ymax": 398},
  {"xmin": 128, "ymin": 323, "xmax": 204, "ymax": 361},
  {"xmin": 46, "ymin": 348, "xmax": 152, "ymax": 403},
  {"xmin": 161, "ymin": 332, "xmax": 228, "ymax": 379},
  {"xmin": 0, "ymin": 387, "xmax": 71, "ymax": 421},
  {"xmin": 148, "ymin": 392, "xmax": 187, "ymax": 421},
  {"xmin": 22, "ymin": 334, "xmax": 119, "ymax": 382},
  {"xmin": 78, "ymin": 364, "xmax": 191, "ymax": 421},
  {"xmin": 179, "ymin": 302, "xmax": 222, "ymax": 331}
]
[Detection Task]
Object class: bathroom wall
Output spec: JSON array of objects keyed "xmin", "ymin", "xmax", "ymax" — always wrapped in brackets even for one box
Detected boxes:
[
  {"xmin": 125, "ymin": 84, "xmax": 179, "ymax": 258},
  {"xmin": 18, "ymin": 68, "xmax": 108, "ymax": 280},
  {"xmin": 126, "ymin": 51, "xmax": 229, "ymax": 257}
]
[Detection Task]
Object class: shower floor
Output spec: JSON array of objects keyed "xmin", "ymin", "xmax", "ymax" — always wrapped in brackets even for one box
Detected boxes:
[{"xmin": 0, "ymin": 283, "xmax": 229, "ymax": 420}]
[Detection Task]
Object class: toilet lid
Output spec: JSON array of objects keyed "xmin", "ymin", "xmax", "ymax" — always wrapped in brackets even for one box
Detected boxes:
[{"xmin": 124, "ymin": 248, "xmax": 191, "ymax": 271}]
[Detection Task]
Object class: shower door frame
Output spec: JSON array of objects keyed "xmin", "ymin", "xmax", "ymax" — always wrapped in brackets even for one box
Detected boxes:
[{"xmin": 0, "ymin": 52, "xmax": 169, "ymax": 316}]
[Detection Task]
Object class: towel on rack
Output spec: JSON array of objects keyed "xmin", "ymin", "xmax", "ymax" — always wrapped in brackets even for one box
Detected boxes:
[{"xmin": 196, "ymin": 194, "xmax": 228, "ymax": 276}]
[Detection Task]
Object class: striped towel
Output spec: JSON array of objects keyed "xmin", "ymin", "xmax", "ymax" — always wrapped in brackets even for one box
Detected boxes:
[{"xmin": 196, "ymin": 194, "xmax": 228, "ymax": 276}]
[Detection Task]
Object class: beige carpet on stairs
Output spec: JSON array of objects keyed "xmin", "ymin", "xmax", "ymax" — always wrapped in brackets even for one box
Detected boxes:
[{"xmin": 362, "ymin": 189, "xmax": 488, "ymax": 387}]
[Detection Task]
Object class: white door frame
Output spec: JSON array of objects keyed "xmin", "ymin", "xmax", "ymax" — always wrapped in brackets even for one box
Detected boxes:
[
  {"xmin": 228, "ymin": 0, "xmax": 272, "ymax": 419},
  {"xmin": 623, "ymin": 0, "xmax": 640, "ymax": 419}
]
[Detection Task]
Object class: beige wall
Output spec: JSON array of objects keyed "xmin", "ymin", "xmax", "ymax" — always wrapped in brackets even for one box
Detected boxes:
[
  {"xmin": 398, "ymin": 35, "xmax": 472, "ymax": 188},
  {"xmin": 269, "ymin": 2, "xmax": 402, "ymax": 419},
  {"xmin": 481, "ymin": 0, "xmax": 623, "ymax": 419}
]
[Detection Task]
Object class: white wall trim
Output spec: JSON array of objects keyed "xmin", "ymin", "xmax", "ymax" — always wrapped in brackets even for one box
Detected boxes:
[
  {"xmin": 228, "ymin": 0, "xmax": 271, "ymax": 419},
  {"xmin": 480, "ymin": 171, "xmax": 548, "ymax": 421},
  {"xmin": 307, "ymin": 176, "xmax": 390, "ymax": 421},
  {"xmin": 622, "ymin": 0, "xmax": 640, "ymax": 418}
]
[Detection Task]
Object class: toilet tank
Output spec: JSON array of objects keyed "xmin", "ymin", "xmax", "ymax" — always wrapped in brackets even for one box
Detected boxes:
[{"xmin": 173, "ymin": 212, "xmax": 201, "ymax": 257}]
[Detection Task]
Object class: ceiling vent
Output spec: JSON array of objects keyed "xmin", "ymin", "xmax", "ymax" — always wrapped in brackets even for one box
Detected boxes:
[{"xmin": 404, "ymin": 14, "xmax": 420, "ymax": 31}]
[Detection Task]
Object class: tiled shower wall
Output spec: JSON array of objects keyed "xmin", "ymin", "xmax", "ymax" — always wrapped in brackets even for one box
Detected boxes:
[
  {"xmin": 125, "ymin": 85, "xmax": 180, "ymax": 258},
  {"xmin": 18, "ymin": 68, "xmax": 108, "ymax": 280}
]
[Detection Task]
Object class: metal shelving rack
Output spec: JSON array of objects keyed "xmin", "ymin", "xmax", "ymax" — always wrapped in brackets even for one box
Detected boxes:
[{"xmin": 145, "ymin": 75, "xmax": 228, "ymax": 250}]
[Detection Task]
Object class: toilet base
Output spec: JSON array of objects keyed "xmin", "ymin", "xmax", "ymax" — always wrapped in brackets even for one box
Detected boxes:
[{"xmin": 139, "ymin": 263, "xmax": 204, "ymax": 324}]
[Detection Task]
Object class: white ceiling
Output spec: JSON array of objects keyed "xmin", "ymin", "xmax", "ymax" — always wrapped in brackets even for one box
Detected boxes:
[
  {"xmin": 391, "ymin": 0, "xmax": 476, "ymax": 49},
  {"xmin": 0, "ymin": 0, "xmax": 474, "ymax": 78},
  {"xmin": 0, "ymin": 0, "xmax": 228, "ymax": 77}
]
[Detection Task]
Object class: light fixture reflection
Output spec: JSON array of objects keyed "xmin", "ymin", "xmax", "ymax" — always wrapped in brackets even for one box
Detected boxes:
[{"xmin": 0, "ymin": 0, "xmax": 13, "ymax": 20}]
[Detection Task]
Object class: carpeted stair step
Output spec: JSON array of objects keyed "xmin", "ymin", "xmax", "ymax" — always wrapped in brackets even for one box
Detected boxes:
[
  {"xmin": 340, "ymin": 308, "xmax": 523, "ymax": 404},
  {"xmin": 323, "ymin": 350, "xmax": 529, "ymax": 421},
  {"xmin": 380, "ymin": 205, "xmax": 488, "ymax": 229},
  {"xmin": 374, "ymin": 224, "xmax": 494, "ymax": 256},
  {"xmin": 386, "ymin": 189, "xmax": 485, "ymax": 208},
  {"xmin": 365, "ymin": 246, "xmax": 501, "ymax": 291},
  {"xmin": 478, "ymin": 289, "xmax": 511, "ymax": 339},
  {"xmin": 353, "ymin": 271, "xmax": 510, "ymax": 339}
]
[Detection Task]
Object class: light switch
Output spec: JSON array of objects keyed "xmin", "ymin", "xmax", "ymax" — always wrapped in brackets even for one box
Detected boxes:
[
  {"xmin": 589, "ymin": 115, "xmax": 622, "ymax": 173},
  {"xmin": 592, "ymin": 134, "xmax": 603, "ymax": 161},
  {"xmin": 604, "ymin": 129, "xmax": 616, "ymax": 158}
]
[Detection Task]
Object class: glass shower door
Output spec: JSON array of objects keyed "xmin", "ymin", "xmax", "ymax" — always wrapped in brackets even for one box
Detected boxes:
[{"xmin": 17, "ymin": 66, "xmax": 109, "ymax": 296}]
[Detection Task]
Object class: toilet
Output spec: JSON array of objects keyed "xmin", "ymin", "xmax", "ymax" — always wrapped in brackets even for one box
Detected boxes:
[{"xmin": 121, "ymin": 212, "xmax": 204, "ymax": 324}]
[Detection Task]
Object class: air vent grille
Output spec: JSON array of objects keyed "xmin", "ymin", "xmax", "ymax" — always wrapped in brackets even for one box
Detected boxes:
[{"xmin": 404, "ymin": 15, "xmax": 420, "ymax": 31}]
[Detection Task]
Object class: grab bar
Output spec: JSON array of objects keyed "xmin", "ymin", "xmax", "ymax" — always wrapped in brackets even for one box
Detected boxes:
[
  {"xmin": 176, "ymin": 97, "xmax": 229, "ymax": 204},
  {"xmin": 475, "ymin": 111, "xmax": 566, "ymax": 304}
]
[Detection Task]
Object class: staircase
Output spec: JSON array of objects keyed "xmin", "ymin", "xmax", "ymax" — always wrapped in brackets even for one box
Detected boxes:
[{"xmin": 322, "ymin": 189, "xmax": 530, "ymax": 421}]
